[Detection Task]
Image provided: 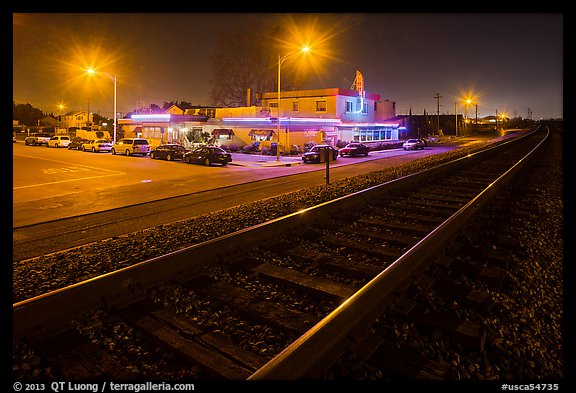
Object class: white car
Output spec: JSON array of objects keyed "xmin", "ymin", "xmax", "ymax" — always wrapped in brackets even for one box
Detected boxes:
[
  {"xmin": 48, "ymin": 135, "xmax": 71, "ymax": 148},
  {"xmin": 402, "ymin": 139, "xmax": 425, "ymax": 150},
  {"xmin": 81, "ymin": 139, "xmax": 113, "ymax": 153},
  {"xmin": 111, "ymin": 138, "xmax": 151, "ymax": 156}
]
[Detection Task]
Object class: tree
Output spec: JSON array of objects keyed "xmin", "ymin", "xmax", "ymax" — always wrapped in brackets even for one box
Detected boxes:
[
  {"xmin": 13, "ymin": 101, "xmax": 45, "ymax": 126},
  {"xmin": 209, "ymin": 16, "xmax": 310, "ymax": 108},
  {"xmin": 162, "ymin": 101, "xmax": 194, "ymax": 111},
  {"xmin": 92, "ymin": 113, "xmax": 113, "ymax": 132}
]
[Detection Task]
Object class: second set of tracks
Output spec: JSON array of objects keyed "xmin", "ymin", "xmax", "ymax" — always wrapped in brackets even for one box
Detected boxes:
[{"xmin": 13, "ymin": 127, "xmax": 550, "ymax": 380}]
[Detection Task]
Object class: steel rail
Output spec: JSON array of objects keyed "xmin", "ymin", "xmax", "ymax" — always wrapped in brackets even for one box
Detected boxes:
[
  {"xmin": 248, "ymin": 126, "xmax": 549, "ymax": 379},
  {"xmin": 13, "ymin": 128, "xmax": 543, "ymax": 341}
]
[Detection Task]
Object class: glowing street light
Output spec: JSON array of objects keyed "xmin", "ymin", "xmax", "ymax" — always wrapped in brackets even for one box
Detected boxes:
[
  {"xmin": 86, "ymin": 68, "xmax": 117, "ymax": 144},
  {"xmin": 464, "ymin": 98, "xmax": 472, "ymax": 122},
  {"xmin": 57, "ymin": 103, "xmax": 65, "ymax": 129},
  {"xmin": 276, "ymin": 46, "xmax": 310, "ymax": 161}
]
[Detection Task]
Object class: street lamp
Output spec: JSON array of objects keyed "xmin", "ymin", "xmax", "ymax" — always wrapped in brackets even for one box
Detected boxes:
[
  {"xmin": 276, "ymin": 46, "xmax": 310, "ymax": 161},
  {"xmin": 454, "ymin": 101, "xmax": 458, "ymax": 137},
  {"xmin": 464, "ymin": 98, "xmax": 473, "ymax": 135},
  {"xmin": 58, "ymin": 104, "xmax": 65, "ymax": 130},
  {"xmin": 464, "ymin": 99, "xmax": 472, "ymax": 122},
  {"xmin": 86, "ymin": 68, "xmax": 117, "ymax": 144}
]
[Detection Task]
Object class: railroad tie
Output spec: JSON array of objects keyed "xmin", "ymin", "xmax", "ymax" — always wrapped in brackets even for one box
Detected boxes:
[
  {"xmin": 337, "ymin": 223, "xmax": 419, "ymax": 247},
  {"xmin": 416, "ymin": 275, "xmax": 493, "ymax": 316},
  {"xmin": 433, "ymin": 255, "xmax": 505, "ymax": 289},
  {"xmin": 252, "ymin": 262, "xmax": 358, "ymax": 300},
  {"xmin": 195, "ymin": 279, "xmax": 317, "ymax": 334},
  {"xmin": 320, "ymin": 233, "xmax": 403, "ymax": 259},
  {"xmin": 27, "ymin": 328, "xmax": 134, "ymax": 379},
  {"xmin": 118, "ymin": 300, "xmax": 259, "ymax": 379},
  {"xmin": 391, "ymin": 298, "xmax": 487, "ymax": 352},
  {"xmin": 366, "ymin": 338, "xmax": 450, "ymax": 379},
  {"xmin": 285, "ymin": 241, "xmax": 385, "ymax": 279}
]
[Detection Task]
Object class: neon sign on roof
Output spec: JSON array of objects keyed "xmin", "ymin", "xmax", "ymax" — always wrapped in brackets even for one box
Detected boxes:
[
  {"xmin": 340, "ymin": 122, "xmax": 400, "ymax": 127},
  {"xmin": 131, "ymin": 114, "xmax": 171, "ymax": 121},
  {"xmin": 222, "ymin": 117, "xmax": 341, "ymax": 124}
]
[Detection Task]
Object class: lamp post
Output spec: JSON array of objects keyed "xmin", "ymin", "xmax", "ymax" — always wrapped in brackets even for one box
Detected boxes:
[
  {"xmin": 86, "ymin": 68, "xmax": 117, "ymax": 144},
  {"xmin": 454, "ymin": 101, "xmax": 458, "ymax": 137},
  {"xmin": 58, "ymin": 104, "xmax": 65, "ymax": 131},
  {"xmin": 276, "ymin": 46, "xmax": 310, "ymax": 161},
  {"xmin": 464, "ymin": 98, "xmax": 472, "ymax": 135}
]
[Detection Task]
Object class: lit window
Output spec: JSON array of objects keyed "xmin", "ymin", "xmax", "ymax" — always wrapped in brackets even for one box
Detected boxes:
[
  {"xmin": 346, "ymin": 101, "xmax": 353, "ymax": 113},
  {"xmin": 316, "ymin": 101, "xmax": 327, "ymax": 112}
]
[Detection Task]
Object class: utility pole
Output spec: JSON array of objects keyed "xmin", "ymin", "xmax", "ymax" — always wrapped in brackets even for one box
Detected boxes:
[
  {"xmin": 434, "ymin": 93, "xmax": 443, "ymax": 133},
  {"xmin": 475, "ymin": 104, "xmax": 478, "ymax": 124},
  {"xmin": 455, "ymin": 101, "xmax": 458, "ymax": 137}
]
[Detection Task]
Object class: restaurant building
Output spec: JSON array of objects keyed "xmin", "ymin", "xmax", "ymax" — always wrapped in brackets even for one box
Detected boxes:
[{"xmin": 118, "ymin": 71, "xmax": 401, "ymax": 150}]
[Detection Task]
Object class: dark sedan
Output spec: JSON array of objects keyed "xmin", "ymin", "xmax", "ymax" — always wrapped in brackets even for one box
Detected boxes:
[
  {"xmin": 339, "ymin": 142, "xmax": 370, "ymax": 157},
  {"xmin": 68, "ymin": 137, "xmax": 90, "ymax": 150},
  {"xmin": 183, "ymin": 146, "xmax": 232, "ymax": 166},
  {"xmin": 150, "ymin": 144, "xmax": 188, "ymax": 161},
  {"xmin": 302, "ymin": 145, "xmax": 338, "ymax": 163}
]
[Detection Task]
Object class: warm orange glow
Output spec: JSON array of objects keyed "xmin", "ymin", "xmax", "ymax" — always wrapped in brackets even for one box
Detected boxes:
[
  {"xmin": 33, "ymin": 28, "xmax": 131, "ymax": 105},
  {"xmin": 454, "ymin": 86, "xmax": 486, "ymax": 114},
  {"xmin": 270, "ymin": 14, "xmax": 365, "ymax": 87}
]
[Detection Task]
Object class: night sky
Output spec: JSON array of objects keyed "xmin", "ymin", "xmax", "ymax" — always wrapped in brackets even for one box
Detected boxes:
[{"xmin": 12, "ymin": 12, "xmax": 563, "ymax": 120}]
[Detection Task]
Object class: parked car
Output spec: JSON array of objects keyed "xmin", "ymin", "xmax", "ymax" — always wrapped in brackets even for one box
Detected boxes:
[
  {"xmin": 24, "ymin": 133, "xmax": 51, "ymax": 146},
  {"xmin": 111, "ymin": 138, "xmax": 150, "ymax": 156},
  {"xmin": 68, "ymin": 137, "xmax": 90, "ymax": 150},
  {"xmin": 402, "ymin": 138, "xmax": 426, "ymax": 150},
  {"xmin": 183, "ymin": 146, "xmax": 232, "ymax": 166},
  {"xmin": 338, "ymin": 142, "xmax": 369, "ymax": 157},
  {"xmin": 81, "ymin": 139, "xmax": 112, "ymax": 153},
  {"xmin": 302, "ymin": 145, "xmax": 339, "ymax": 163},
  {"xmin": 150, "ymin": 144, "xmax": 188, "ymax": 161},
  {"xmin": 47, "ymin": 135, "xmax": 71, "ymax": 148}
]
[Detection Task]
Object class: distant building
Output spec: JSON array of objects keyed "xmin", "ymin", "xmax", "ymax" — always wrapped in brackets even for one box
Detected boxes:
[
  {"xmin": 392, "ymin": 113, "xmax": 466, "ymax": 137},
  {"xmin": 61, "ymin": 111, "xmax": 93, "ymax": 130}
]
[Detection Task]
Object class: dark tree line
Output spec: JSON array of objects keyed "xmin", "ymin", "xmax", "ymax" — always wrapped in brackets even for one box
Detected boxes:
[{"xmin": 13, "ymin": 102, "xmax": 46, "ymax": 126}]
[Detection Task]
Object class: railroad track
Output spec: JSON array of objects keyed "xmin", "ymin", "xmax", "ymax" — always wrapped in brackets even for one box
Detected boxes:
[{"xmin": 13, "ymin": 127, "xmax": 550, "ymax": 380}]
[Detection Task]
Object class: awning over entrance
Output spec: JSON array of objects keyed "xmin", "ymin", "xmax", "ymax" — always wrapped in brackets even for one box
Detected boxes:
[
  {"xmin": 212, "ymin": 128, "xmax": 234, "ymax": 137},
  {"xmin": 249, "ymin": 129, "xmax": 275, "ymax": 137}
]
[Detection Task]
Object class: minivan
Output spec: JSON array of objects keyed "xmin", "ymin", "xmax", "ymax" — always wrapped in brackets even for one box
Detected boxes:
[
  {"xmin": 48, "ymin": 135, "xmax": 71, "ymax": 148},
  {"xmin": 111, "ymin": 138, "xmax": 151, "ymax": 156}
]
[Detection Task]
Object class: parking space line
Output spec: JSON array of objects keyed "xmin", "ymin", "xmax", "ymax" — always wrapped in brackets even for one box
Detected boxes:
[
  {"xmin": 13, "ymin": 153, "xmax": 125, "ymax": 174},
  {"xmin": 13, "ymin": 173, "xmax": 125, "ymax": 190}
]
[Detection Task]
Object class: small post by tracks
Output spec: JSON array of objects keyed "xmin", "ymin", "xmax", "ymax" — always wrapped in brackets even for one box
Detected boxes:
[{"xmin": 325, "ymin": 147, "xmax": 330, "ymax": 189}]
